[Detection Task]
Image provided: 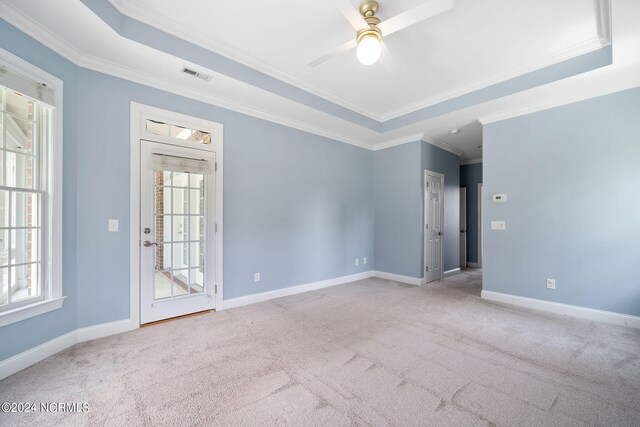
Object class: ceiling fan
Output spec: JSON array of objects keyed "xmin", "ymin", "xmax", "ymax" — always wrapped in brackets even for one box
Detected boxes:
[{"xmin": 309, "ymin": 0, "xmax": 454, "ymax": 67}]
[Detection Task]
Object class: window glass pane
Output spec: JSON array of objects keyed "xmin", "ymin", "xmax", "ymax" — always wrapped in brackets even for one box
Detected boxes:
[
  {"xmin": 173, "ymin": 216, "xmax": 188, "ymax": 241},
  {"xmin": 10, "ymin": 263, "xmax": 40, "ymax": 302},
  {"xmin": 188, "ymin": 268, "xmax": 204, "ymax": 294},
  {"xmin": 189, "ymin": 216, "xmax": 203, "ymax": 243},
  {"xmin": 173, "ymin": 242, "xmax": 186, "ymax": 268},
  {"xmin": 11, "ymin": 228, "xmax": 39, "ymax": 264},
  {"xmin": 0, "ymin": 151, "xmax": 4, "ymax": 186},
  {"xmin": 154, "ymin": 270, "xmax": 171, "ymax": 300},
  {"xmin": 0, "ymin": 230, "xmax": 8, "ymax": 266},
  {"xmin": 189, "ymin": 174, "xmax": 203, "ymax": 189},
  {"xmin": 0, "ymin": 267, "xmax": 7, "ymax": 305},
  {"xmin": 5, "ymin": 115, "xmax": 35, "ymax": 154},
  {"xmin": 145, "ymin": 120, "xmax": 170, "ymax": 137},
  {"xmin": 6, "ymin": 152, "xmax": 36, "ymax": 189},
  {"xmin": 189, "ymin": 189, "xmax": 203, "ymax": 215},
  {"xmin": 156, "ymin": 215, "xmax": 171, "ymax": 243},
  {"xmin": 173, "ymin": 188, "xmax": 186, "ymax": 214},
  {"xmin": 0, "ymin": 191, "xmax": 8, "ymax": 227},
  {"xmin": 172, "ymin": 270, "xmax": 189, "ymax": 296},
  {"xmin": 5, "ymin": 91, "xmax": 34, "ymax": 121},
  {"xmin": 0, "ymin": 112, "xmax": 4, "ymax": 149},
  {"xmin": 173, "ymin": 172, "xmax": 188, "ymax": 188},
  {"xmin": 189, "ymin": 242, "xmax": 202, "ymax": 268},
  {"xmin": 12, "ymin": 192, "xmax": 40, "ymax": 227},
  {"xmin": 145, "ymin": 120, "xmax": 211, "ymax": 145}
]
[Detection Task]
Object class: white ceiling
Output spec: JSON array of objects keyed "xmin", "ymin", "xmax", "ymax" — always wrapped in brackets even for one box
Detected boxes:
[
  {"xmin": 2, "ymin": 0, "xmax": 640, "ymax": 160},
  {"xmin": 112, "ymin": 0, "xmax": 601, "ymax": 119}
]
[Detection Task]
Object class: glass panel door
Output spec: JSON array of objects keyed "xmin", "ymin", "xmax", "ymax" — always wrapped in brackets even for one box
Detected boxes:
[{"xmin": 140, "ymin": 140, "xmax": 215, "ymax": 324}]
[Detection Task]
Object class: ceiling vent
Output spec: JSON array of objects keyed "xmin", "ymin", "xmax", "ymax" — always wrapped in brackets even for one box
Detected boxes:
[{"xmin": 182, "ymin": 67, "xmax": 212, "ymax": 81}]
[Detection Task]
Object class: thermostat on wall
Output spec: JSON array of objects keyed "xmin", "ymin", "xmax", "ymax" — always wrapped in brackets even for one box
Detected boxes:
[{"xmin": 492, "ymin": 194, "xmax": 507, "ymax": 203}]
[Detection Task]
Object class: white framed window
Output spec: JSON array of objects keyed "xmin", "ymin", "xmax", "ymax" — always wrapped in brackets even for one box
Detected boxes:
[{"xmin": 0, "ymin": 48, "xmax": 64, "ymax": 327}]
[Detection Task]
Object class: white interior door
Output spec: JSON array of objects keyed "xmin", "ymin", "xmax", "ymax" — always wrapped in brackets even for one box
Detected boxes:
[
  {"xmin": 460, "ymin": 187, "xmax": 467, "ymax": 268},
  {"xmin": 424, "ymin": 170, "xmax": 444, "ymax": 283},
  {"xmin": 140, "ymin": 140, "xmax": 216, "ymax": 324}
]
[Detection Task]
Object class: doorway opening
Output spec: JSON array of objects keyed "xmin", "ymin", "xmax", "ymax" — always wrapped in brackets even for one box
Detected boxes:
[
  {"xmin": 130, "ymin": 103, "xmax": 223, "ymax": 327},
  {"xmin": 424, "ymin": 170, "xmax": 444, "ymax": 284}
]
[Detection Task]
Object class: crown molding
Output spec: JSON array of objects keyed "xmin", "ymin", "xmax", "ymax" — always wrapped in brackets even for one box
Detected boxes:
[
  {"xmin": 108, "ymin": 0, "xmax": 384, "ymax": 122},
  {"xmin": 108, "ymin": 0, "xmax": 612, "ymax": 126},
  {"xmin": 379, "ymin": 38, "xmax": 608, "ymax": 122},
  {"xmin": 421, "ymin": 135, "xmax": 464, "ymax": 157},
  {"xmin": 595, "ymin": 0, "xmax": 612, "ymax": 45},
  {"xmin": 461, "ymin": 157, "xmax": 482, "ymax": 165},
  {"xmin": 477, "ymin": 75, "xmax": 640, "ymax": 125},
  {"xmin": 0, "ymin": 1, "xmax": 375, "ymax": 151},
  {"xmin": 370, "ymin": 133, "xmax": 424, "ymax": 151}
]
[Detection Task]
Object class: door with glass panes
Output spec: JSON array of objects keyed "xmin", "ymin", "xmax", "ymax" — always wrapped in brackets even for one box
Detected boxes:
[{"xmin": 140, "ymin": 140, "xmax": 215, "ymax": 324}]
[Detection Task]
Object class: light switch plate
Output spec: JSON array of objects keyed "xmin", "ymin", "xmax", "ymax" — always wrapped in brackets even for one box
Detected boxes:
[
  {"xmin": 491, "ymin": 221, "xmax": 506, "ymax": 230},
  {"xmin": 493, "ymin": 194, "xmax": 508, "ymax": 203},
  {"xmin": 108, "ymin": 219, "xmax": 119, "ymax": 232}
]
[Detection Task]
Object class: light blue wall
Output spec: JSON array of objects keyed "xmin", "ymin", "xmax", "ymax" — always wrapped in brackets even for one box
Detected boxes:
[
  {"xmin": 460, "ymin": 163, "xmax": 482, "ymax": 263},
  {"xmin": 0, "ymin": 18, "xmax": 374, "ymax": 360},
  {"xmin": 373, "ymin": 141, "xmax": 423, "ymax": 278},
  {"xmin": 421, "ymin": 142, "xmax": 460, "ymax": 273},
  {"xmin": 483, "ymin": 88, "xmax": 640, "ymax": 316},
  {"xmin": 372, "ymin": 141, "xmax": 461, "ymax": 278}
]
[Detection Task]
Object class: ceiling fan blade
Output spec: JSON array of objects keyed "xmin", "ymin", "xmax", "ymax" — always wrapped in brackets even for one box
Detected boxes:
[
  {"xmin": 336, "ymin": 0, "xmax": 368, "ymax": 31},
  {"xmin": 308, "ymin": 39, "xmax": 357, "ymax": 67},
  {"xmin": 379, "ymin": 41, "xmax": 400, "ymax": 70},
  {"xmin": 378, "ymin": 0, "xmax": 454, "ymax": 36}
]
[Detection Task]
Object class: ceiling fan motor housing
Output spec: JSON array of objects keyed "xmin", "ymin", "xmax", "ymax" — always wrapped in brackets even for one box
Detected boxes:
[{"xmin": 357, "ymin": 0, "xmax": 382, "ymax": 42}]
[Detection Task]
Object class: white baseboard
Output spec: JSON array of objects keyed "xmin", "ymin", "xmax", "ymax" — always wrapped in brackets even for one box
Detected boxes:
[
  {"xmin": 222, "ymin": 271, "xmax": 375, "ymax": 309},
  {"xmin": 466, "ymin": 262, "xmax": 481, "ymax": 268},
  {"xmin": 76, "ymin": 319, "xmax": 133, "ymax": 343},
  {"xmin": 481, "ymin": 290, "xmax": 640, "ymax": 329},
  {"xmin": 0, "ymin": 318, "xmax": 133, "ymax": 380},
  {"xmin": 443, "ymin": 268, "xmax": 461, "ymax": 278},
  {"xmin": 372, "ymin": 271, "xmax": 422, "ymax": 286}
]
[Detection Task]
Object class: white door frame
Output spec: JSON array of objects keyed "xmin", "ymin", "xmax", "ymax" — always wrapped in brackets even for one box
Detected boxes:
[
  {"xmin": 477, "ymin": 183, "xmax": 483, "ymax": 268},
  {"xmin": 423, "ymin": 170, "xmax": 445, "ymax": 283},
  {"xmin": 129, "ymin": 102, "xmax": 223, "ymax": 329},
  {"xmin": 459, "ymin": 186, "xmax": 467, "ymax": 268}
]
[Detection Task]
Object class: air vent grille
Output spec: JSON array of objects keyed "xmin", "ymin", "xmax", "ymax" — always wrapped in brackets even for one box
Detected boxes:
[{"xmin": 182, "ymin": 67, "xmax": 212, "ymax": 81}]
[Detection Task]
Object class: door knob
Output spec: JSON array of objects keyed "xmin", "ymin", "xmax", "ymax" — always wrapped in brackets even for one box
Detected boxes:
[
  {"xmin": 143, "ymin": 240, "xmax": 158, "ymax": 247},
  {"xmin": 438, "ymin": 232, "xmax": 443, "ymax": 236}
]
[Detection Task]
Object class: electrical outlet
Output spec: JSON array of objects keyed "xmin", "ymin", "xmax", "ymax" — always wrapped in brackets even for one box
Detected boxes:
[
  {"xmin": 254, "ymin": 272, "xmax": 260, "ymax": 283},
  {"xmin": 108, "ymin": 219, "xmax": 119, "ymax": 232},
  {"xmin": 363, "ymin": 257, "xmax": 367, "ymax": 265},
  {"xmin": 355, "ymin": 258, "xmax": 359, "ymax": 266},
  {"xmin": 546, "ymin": 278, "xmax": 555, "ymax": 289}
]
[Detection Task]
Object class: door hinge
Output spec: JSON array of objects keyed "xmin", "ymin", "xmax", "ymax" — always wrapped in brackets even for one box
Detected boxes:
[
  {"xmin": 215, "ymin": 162, "xmax": 218, "ymax": 172},
  {"xmin": 214, "ymin": 223, "xmax": 218, "ymax": 233},
  {"xmin": 215, "ymin": 285, "xmax": 218, "ymax": 294},
  {"xmin": 425, "ymin": 266, "xmax": 428, "ymax": 272}
]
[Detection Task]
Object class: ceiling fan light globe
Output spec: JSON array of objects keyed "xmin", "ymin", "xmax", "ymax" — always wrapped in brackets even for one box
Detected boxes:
[{"xmin": 357, "ymin": 35, "xmax": 381, "ymax": 65}]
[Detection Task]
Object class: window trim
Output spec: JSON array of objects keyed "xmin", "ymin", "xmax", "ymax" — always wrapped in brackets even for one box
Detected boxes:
[{"xmin": 0, "ymin": 47, "xmax": 63, "ymax": 327}]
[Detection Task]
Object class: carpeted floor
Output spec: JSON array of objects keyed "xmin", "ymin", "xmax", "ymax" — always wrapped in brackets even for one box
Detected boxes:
[{"xmin": 1, "ymin": 269, "xmax": 639, "ymax": 426}]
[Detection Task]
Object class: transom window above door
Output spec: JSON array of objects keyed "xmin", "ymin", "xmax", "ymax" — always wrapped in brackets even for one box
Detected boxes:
[{"xmin": 145, "ymin": 119, "xmax": 211, "ymax": 145}]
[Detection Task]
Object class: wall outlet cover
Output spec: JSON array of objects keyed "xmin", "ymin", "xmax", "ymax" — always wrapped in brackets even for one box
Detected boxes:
[
  {"xmin": 254, "ymin": 272, "xmax": 260, "ymax": 282},
  {"xmin": 546, "ymin": 278, "xmax": 555, "ymax": 289}
]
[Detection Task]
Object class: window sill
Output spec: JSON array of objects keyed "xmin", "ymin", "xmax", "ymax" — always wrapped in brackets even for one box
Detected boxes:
[{"xmin": 0, "ymin": 297, "xmax": 66, "ymax": 328}]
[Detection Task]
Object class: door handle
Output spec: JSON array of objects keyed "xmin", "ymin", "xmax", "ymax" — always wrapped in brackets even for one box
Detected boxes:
[
  {"xmin": 438, "ymin": 232, "xmax": 443, "ymax": 236},
  {"xmin": 143, "ymin": 240, "xmax": 158, "ymax": 247}
]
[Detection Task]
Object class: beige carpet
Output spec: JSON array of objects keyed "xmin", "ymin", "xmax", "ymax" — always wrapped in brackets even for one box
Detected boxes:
[{"xmin": 1, "ymin": 270, "xmax": 639, "ymax": 426}]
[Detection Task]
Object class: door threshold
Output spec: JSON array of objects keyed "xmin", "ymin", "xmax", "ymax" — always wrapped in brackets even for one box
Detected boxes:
[{"xmin": 141, "ymin": 309, "xmax": 215, "ymax": 327}]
